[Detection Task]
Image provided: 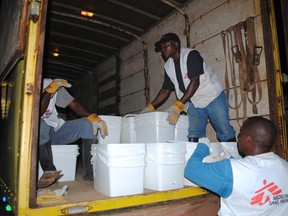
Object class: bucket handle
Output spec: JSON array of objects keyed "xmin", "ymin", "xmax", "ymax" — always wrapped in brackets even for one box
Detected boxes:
[
  {"xmin": 122, "ymin": 114, "xmax": 137, "ymax": 119},
  {"xmin": 91, "ymin": 154, "xmax": 98, "ymax": 165}
]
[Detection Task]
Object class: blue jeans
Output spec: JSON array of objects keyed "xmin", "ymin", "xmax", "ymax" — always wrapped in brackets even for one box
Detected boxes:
[
  {"xmin": 187, "ymin": 91, "xmax": 235, "ymax": 141},
  {"xmin": 39, "ymin": 118, "xmax": 95, "ymax": 172},
  {"xmin": 40, "ymin": 118, "xmax": 96, "ymax": 145}
]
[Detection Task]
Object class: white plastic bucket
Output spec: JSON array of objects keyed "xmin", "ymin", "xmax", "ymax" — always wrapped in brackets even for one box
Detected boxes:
[
  {"xmin": 175, "ymin": 115, "xmax": 189, "ymax": 141},
  {"xmin": 184, "ymin": 142, "xmax": 199, "ymax": 187},
  {"xmin": 92, "ymin": 143, "xmax": 146, "ymax": 197},
  {"xmin": 97, "ymin": 115, "xmax": 122, "ymax": 144},
  {"xmin": 135, "ymin": 112, "xmax": 175, "ymax": 143},
  {"xmin": 220, "ymin": 142, "xmax": 242, "ymax": 159},
  {"xmin": 38, "ymin": 145, "xmax": 79, "ymax": 182},
  {"xmin": 121, "ymin": 114, "xmax": 137, "ymax": 143},
  {"xmin": 91, "ymin": 144, "xmax": 98, "ymax": 180},
  {"xmin": 144, "ymin": 142, "xmax": 186, "ymax": 191}
]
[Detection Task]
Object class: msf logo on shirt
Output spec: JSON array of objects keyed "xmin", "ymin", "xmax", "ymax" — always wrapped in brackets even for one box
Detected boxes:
[
  {"xmin": 183, "ymin": 72, "xmax": 188, "ymax": 79},
  {"xmin": 43, "ymin": 109, "xmax": 52, "ymax": 118},
  {"xmin": 250, "ymin": 179, "xmax": 288, "ymax": 206}
]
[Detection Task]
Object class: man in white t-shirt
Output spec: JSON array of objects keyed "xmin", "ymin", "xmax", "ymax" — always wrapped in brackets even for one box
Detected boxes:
[
  {"xmin": 38, "ymin": 78, "xmax": 108, "ymax": 187},
  {"xmin": 185, "ymin": 116, "xmax": 288, "ymax": 215}
]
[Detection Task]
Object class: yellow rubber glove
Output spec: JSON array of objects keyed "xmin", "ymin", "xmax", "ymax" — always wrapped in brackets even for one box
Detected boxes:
[
  {"xmin": 167, "ymin": 100, "xmax": 185, "ymax": 125},
  {"xmin": 140, "ymin": 103, "xmax": 155, "ymax": 114},
  {"xmin": 87, "ymin": 113, "xmax": 108, "ymax": 138},
  {"xmin": 44, "ymin": 79, "xmax": 71, "ymax": 94}
]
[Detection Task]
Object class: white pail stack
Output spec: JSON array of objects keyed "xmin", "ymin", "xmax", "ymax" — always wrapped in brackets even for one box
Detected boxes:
[
  {"xmin": 135, "ymin": 112, "xmax": 175, "ymax": 143},
  {"xmin": 97, "ymin": 115, "xmax": 122, "ymax": 144},
  {"xmin": 92, "ymin": 143, "xmax": 146, "ymax": 197},
  {"xmin": 120, "ymin": 114, "xmax": 137, "ymax": 143},
  {"xmin": 175, "ymin": 115, "xmax": 189, "ymax": 141},
  {"xmin": 144, "ymin": 142, "xmax": 186, "ymax": 191},
  {"xmin": 184, "ymin": 142, "xmax": 199, "ymax": 187},
  {"xmin": 38, "ymin": 145, "xmax": 79, "ymax": 181}
]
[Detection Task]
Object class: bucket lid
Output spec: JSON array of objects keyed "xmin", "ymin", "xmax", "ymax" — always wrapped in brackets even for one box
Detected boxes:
[
  {"xmin": 136, "ymin": 111, "xmax": 169, "ymax": 119},
  {"xmin": 51, "ymin": 145, "xmax": 79, "ymax": 151},
  {"xmin": 96, "ymin": 143, "xmax": 146, "ymax": 157}
]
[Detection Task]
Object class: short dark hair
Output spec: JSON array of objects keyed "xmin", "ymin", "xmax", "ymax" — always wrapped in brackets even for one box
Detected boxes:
[{"xmin": 245, "ymin": 116, "xmax": 277, "ymax": 150}]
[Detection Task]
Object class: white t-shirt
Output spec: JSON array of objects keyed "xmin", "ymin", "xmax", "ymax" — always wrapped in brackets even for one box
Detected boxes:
[
  {"xmin": 41, "ymin": 78, "xmax": 74, "ymax": 131},
  {"xmin": 219, "ymin": 152, "xmax": 288, "ymax": 216}
]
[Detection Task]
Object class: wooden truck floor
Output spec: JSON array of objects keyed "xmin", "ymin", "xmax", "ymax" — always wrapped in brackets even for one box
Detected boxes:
[{"xmin": 36, "ymin": 159, "xmax": 220, "ymax": 215}]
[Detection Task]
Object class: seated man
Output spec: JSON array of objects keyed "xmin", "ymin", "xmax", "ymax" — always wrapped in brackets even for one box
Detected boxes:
[
  {"xmin": 185, "ymin": 116, "xmax": 288, "ymax": 215},
  {"xmin": 38, "ymin": 78, "xmax": 108, "ymax": 187}
]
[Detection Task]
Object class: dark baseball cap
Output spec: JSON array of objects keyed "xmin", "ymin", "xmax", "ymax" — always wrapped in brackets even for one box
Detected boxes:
[{"xmin": 154, "ymin": 33, "xmax": 180, "ymax": 52}]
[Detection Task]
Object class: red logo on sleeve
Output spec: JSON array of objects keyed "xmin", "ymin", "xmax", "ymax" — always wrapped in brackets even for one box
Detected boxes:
[{"xmin": 250, "ymin": 179, "xmax": 282, "ymax": 206}]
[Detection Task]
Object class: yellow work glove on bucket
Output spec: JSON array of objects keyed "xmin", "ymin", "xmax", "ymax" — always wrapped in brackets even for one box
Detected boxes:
[
  {"xmin": 44, "ymin": 79, "xmax": 71, "ymax": 94},
  {"xmin": 167, "ymin": 100, "xmax": 185, "ymax": 125},
  {"xmin": 140, "ymin": 103, "xmax": 155, "ymax": 114},
  {"xmin": 87, "ymin": 113, "xmax": 108, "ymax": 138}
]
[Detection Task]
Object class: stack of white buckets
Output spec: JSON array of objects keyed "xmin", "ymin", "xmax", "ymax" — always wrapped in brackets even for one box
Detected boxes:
[{"xmin": 91, "ymin": 112, "xmax": 198, "ymax": 197}]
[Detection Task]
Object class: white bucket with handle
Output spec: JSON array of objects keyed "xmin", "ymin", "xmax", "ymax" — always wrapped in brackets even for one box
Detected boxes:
[
  {"xmin": 91, "ymin": 143, "xmax": 146, "ymax": 197},
  {"xmin": 135, "ymin": 112, "xmax": 175, "ymax": 143},
  {"xmin": 144, "ymin": 142, "xmax": 186, "ymax": 191},
  {"xmin": 121, "ymin": 114, "xmax": 137, "ymax": 143},
  {"xmin": 220, "ymin": 142, "xmax": 242, "ymax": 159},
  {"xmin": 97, "ymin": 115, "xmax": 122, "ymax": 144},
  {"xmin": 175, "ymin": 115, "xmax": 189, "ymax": 141}
]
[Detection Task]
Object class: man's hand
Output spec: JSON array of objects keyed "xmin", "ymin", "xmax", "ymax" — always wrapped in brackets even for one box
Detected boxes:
[
  {"xmin": 44, "ymin": 79, "xmax": 71, "ymax": 94},
  {"xmin": 87, "ymin": 113, "xmax": 108, "ymax": 138},
  {"xmin": 140, "ymin": 103, "xmax": 155, "ymax": 114},
  {"xmin": 167, "ymin": 100, "xmax": 185, "ymax": 125},
  {"xmin": 199, "ymin": 138, "xmax": 232, "ymax": 162}
]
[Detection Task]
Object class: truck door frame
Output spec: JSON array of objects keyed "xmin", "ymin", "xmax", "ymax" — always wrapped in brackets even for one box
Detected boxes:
[{"xmin": 260, "ymin": 0, "xmax": 288, "ymax": 159}]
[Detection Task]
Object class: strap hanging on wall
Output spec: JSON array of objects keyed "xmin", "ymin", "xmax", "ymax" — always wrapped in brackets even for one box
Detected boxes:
[{"xmin": 222, "ymin": 17, "xmax": 263, "ymax": 126}]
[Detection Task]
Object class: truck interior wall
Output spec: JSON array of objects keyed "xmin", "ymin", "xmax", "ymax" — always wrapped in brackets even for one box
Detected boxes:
[
  {"xmin": 84, "ymin": 0, "xmax": 267, "ymax": 141},
  {"xmin": 78, "ymin": 74, "xmax": 96, "ymax": 112}
]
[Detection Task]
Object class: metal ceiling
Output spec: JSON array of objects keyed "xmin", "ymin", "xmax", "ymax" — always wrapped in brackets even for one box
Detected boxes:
[{"xmin": 43, "ymin": 0, "xmax": 191, "ymax": 82}]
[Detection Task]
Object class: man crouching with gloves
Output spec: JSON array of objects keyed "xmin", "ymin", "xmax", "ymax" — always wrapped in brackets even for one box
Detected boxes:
[{"xmin": 38, "ymin": 78, "xmax": 108, "ymax": 188}]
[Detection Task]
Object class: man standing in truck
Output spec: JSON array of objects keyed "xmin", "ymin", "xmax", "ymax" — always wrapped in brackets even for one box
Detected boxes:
[
  {"xmin": 141, "ymin": 33, "xmax": 235, "ymax": 142},
  {"xmin": 38, "ymin": 78, "xmax": 108, "ymax": 187}
]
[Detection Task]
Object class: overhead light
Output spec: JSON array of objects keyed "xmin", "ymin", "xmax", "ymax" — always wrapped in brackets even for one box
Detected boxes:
[
  {"xmin": 52, "ymin": 52, "xmax": 59, "ymax": 57},
  {"xmin": 81, "ymin": 11, "xmax": 94, "ymax": 17}
]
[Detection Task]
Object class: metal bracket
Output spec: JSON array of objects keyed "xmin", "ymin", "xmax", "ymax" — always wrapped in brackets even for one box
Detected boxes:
[
  {"xmin": 253, "ymin": 46, "xmax": 263, "ymax": 66},
  {"xmin": 30, "ymin": 1, "xmax": 41, "ymax": 23},
  {"xmin": 231, "ymin": 45, "xmax": 241, "ymax": 63}
]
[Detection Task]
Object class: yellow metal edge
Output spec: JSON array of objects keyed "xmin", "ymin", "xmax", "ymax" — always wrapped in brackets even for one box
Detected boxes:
[
  {"xmin": 18, "ymin": 1, "xmax": 43, "ymax": 215},
  {"xmin": 268, "ymin": 0, "xmax": 288, "ymax": 159},
  {"xmin": 22, "ymin": 187, "xmax": 208, "ymax": 215}
]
